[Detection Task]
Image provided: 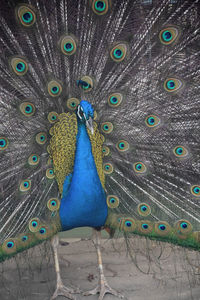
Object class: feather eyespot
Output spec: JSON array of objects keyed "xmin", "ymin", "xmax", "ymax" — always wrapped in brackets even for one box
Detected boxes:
[
  {"xmin": 67, "ymin": 98, "xmax": 80, "ymax": 110},
  {"xmin": 108, "ymin": 93, "xmax": 123, "ymax": 107},
  {"xmin": 92, "ymin": 0, "xmax": 109, "ymax": 15},
  {"xmin": 77, "ymin": 76, "xmax": 93, "ymax": 92},
  {"xmin": 137, "ymin": 203, "xmax": 151, "ymax": 217},
  {"xmin": 122, "ymin": 218, "xmax": 137, "ymax": 232},
  {"xmin": 46, "ymin": 168, "xmax": 55, "ymax": 179},
  {"xmin": 2, "ymin": 239, "xmax": 17, "ymax": 254},
  {"xmin": 35, "ymin": 225, "xmax": 51, "ymax": 240},
  {"xmin": 29, "ymin": 218, "xmax": 40, "ymax": 232},
  {"xmin": 116, "ymin": 140, "xmax": 129, "ymax": 152},
  {"xmin": 28, "ymin": 154, "xmax": 40, "ymax": 166},
  {"xmin": 48, "ymin": 80, "xmax": 62, "ymax": 97},
  {"xmin": 107, "ymin": 195, "xmax": 119, "ymax": 208},
  {"xmin": 48, "ymin": 112, "xmax": 58, "ymax": 123},
  {"xmin": 133, "ymin": 162, "xmax": 147, "ymax": 174},
  {"xmin": 20, "ymin": 180, "xmax": 31, "ymax": 192},
  {"xmin": 138, "ymin": 221, "xmax": 153, "ymax": 234},
  {"xmin": 145, "ymin": 115, "xmax": 160, "ymax": 127},
  {"xmin": 47, "ymin": 198, "xmax": 60, "ymax": 211},
  {"xmin": 20, "ymin": 102, "xmax": 35, "ymax": 117},
  {"xmin": 159, "ymin": 27, "xmax": 179, "ymax": 45},
  {"xmin": 154, "ymin": 221, "xmax": 171, "ymax": 236},
  {"xmin": 60, "ymin": 36, "xmax": 77, "ymax": 56},
  {"xmin": 36, "ymin": 132, "xmax": 47, "ymax": 145},
  {"xmin": 103, "ymin": 163, "xmax": 114, "ymax": 174},
  {"xmin": 164, "ymin": 78, "xmax": 183, "ymax": 93},
  {"xmin": 173, "ymin": 145, "xmax": 188, "ymax": 157},
  {"xmin": 101, "ymin": 122, "xmax": 113, "ymax": 134},
  {"xmin": 110, "ymin": 44, "xmax": 127, "ymax": 62},
  {"xmin": 11, "ymin": 57, "xmax": 28, "ymax": 76},
  {"xmin": 0, "ymin": 137, "xmax": 8, "ymax": 150},
  {"xmin": 191, "ymin": 185, "xmax": 200, "ymax": 196},
  {"xmin": 102, "ymin": 145, "xmax": 110, "ymax": 156},
  {"xmin": 175, "ymin": 219, "xmax": 192, "ymax": 235},
  {"xmin": 16, "ymin": 5, "xmax": 36, "ymax": 27}
]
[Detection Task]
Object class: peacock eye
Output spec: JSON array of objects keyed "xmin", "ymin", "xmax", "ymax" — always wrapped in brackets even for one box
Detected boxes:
[
  {"xmin": 145, "ymin": 115, "xmax": 160, "ymax": 128},
  {"xmin": 48, "ymin": 80, "xmax": 62, "ymax": 97},
  {"xmin": 67, "ymin": 98, "xmax": 80, "ymax": 111},
  {"xmin": 10, "ymin": 57, "xmax": 28, "ymax": 76},
  {"xmin": 16, "ymin": 5, "xmax": 36, "ymax": 27},
  {"xmin": 159, "ymin": 26, "xmax": 179, "ymax": 45},
  {"xmin": 164, "ymin": 78, "xmax": 183, "ymax": 93},
  {"xmin": 92, "ymin": 0, "xmax": 109, "ymax": 15},
  {"xmin": 60, "ymin": 35, "xmax": 77, "ymax": 56},
  {"xmin": 110, "ymin": 44, "xmax": 127, "ymax": 62}
]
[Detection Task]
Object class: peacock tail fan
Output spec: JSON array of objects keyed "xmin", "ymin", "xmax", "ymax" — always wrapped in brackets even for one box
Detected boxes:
[{"xmin": 0, "ymin": 0, "xmax": 200, "ymax": 299}]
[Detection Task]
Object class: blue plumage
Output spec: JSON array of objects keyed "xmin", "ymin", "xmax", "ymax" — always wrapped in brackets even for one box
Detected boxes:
[{"xmin": 59, "ymin": 101, "xmax": 107, "ymax": 231}]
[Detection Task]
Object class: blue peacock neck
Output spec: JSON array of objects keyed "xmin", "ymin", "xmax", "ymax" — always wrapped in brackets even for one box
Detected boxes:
[{"xmin": 59, "ymin": 117, "xmax": 108, "ymax": 231}]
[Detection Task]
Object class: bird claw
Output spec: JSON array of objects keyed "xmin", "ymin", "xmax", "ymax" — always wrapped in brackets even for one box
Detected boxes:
[
  {"xmin": 50, "ymin": 283, "xmax": 81, "ymax": 300},
  {"xmin": 83, "ymin": 280, "xmax": 124, "ymax": 300}
]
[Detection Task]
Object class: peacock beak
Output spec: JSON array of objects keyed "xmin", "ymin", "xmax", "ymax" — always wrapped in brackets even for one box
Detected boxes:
[{"xmin": 86, "ymin": 117, "xmax": 94, "ymax": 135}]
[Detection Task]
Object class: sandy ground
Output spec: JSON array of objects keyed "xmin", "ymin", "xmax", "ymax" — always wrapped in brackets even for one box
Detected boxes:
[{"xmin": 0, "ymin": 234, "xmax": 200, "ymax": 300}]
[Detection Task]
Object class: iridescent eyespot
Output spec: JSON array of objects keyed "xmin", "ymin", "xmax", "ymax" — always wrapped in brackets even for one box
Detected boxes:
[
  {"xmin": 110, "ymin": 44, "xmax": 127, "ymax": 62},
  {"xmin": 2, "ymin": 239, "xmax": 17, "ymax": 254},
  {"xmin": 10, "ymin": 57, "xmax": 28, "ymax": 76},
  {"xmin": 21, "ymin": 235, "xmax": 28, "ymax": 242},
  {"xmin": 108, "ymin": 93, "xmax": 123, "ymax": 107},
  {"xmin": 28, "ymin": 154, "xmax": 40, "ymax": 166},
  {"xmin": 102, "ymin": 145, "xmax": 110, "ymax": 156},
  {"xmin": 66, "ymin": 98, "xmax": 80, "ymax": 110},
  {"xmin": 122, "ymin": 218, "xmax": 137, "ymax": 232},
  {"xmin": 173, "ymin": 145, "xmax": 188, "ymax": 158},
  {"xmin": 106, "ymin": 195, "xmax": 119, "ymax": 208},
  {"xmin": 47, "ymin": 112, "xmax": 58, "ymax": 123},
  {"xmin": 0, "ymin": 137, "xmax": 8, "ymax": 150},
  {"xmin": 154, "ymin": 221, "xmax": 171, "ymax": 236},
  {"xmin": 191, "ymin": 185, "xmax": 200, "ymax": 196},
  {"xmin": 48, "ymin": 80, "xmax": 62, "ymax": 97},
  {"xmin": 164, "ymin": 78, "xmax": 183, "ymax": 93},
  {"xmin": 36, "ymin": 132, "xmax": 47, "ymax": 145},
  {"xmin": 159, "ymin": 27, "xmax": 179, "ymax": 45},
  {"xmin": 101, "ymin": 122, "xmax": 113, "ymax": 134},
  {"xmin": 103, "ymin": 163, "xmax": 114, "ymax": 174},
  {"xmin": 16, "ymin": 5, "xmax": 36, "ymax": 27},
  {"xmin": 20, "ymin": 102, "xmax": 35, "ymax": 117},
  {"xmin": 92, "ymin": 0, "xmax": 109, "ymax": 15},
  {"xmin": 35, "ymin": 225, "xmax": 50, "ymax": 240},
  {"xmin": 19, "ymin": 180, "xmax": 31, "ymax": 192},
  {"xmin": 29, "ymin": 217, "xmax": 40, "ymax": 232},
  {"xmin": 60, "ymin": 35, "xmax": 77, "ymax": 56},
  {"xmin": 175, "ymin": 219, "xmax": 192, "ymax": 234},
  {"xmin": 145, "ymin": 115, "xmax": 160, "ymax": 128},
  {"xmin": 133, "ymin": 162, "xmax": 147, "ymax": 174},
  {"xmin": 39, "ymin": 227, "xmax": 46, "ymax": 234},
  {"xmin": 47, "ymin": 198, "xmax": 60, "ymax": 211},
  {"xmin": 138, "ymin": 221, "xmax": 153, "ymax": 234},
  {"xmin": 116, "ymin": 140, "xmax": 129, "ymax": 152},
  {"xmin": 77, "ymin": 76, "xmax": 93, "ymax": 92},
  {"xmin": 137, "ymin": 203, "xmax": 151, "ymax": 217},
  {"xmin": 46, "ymin": 168, "xmax": 55, "ymax": 179}
]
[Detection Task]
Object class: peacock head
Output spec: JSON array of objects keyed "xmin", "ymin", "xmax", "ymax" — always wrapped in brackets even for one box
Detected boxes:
[{"xmin": 77, "ymin": 100, "xmax": 94, "ymax": 134}]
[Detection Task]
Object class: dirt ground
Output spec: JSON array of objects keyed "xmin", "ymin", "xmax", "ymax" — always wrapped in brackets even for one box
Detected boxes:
[{"xmin": 0, "ymin": 233, "xmax": 200, "ymax": 300}]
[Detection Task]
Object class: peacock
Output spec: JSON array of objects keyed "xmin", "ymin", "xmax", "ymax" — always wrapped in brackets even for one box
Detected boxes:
[{"xmin": 0, "ymin": 0, "xmax": 200, "ymax": 299}]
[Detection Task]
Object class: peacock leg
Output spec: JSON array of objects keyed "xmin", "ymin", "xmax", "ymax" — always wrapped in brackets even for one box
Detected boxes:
[
  {"xmin": 50, "ymin": 234, "xmax": 80, "ymax": 300},
  {"xmin": 83, "ymin": 229, "xmax": 124, "ymax": 300}
]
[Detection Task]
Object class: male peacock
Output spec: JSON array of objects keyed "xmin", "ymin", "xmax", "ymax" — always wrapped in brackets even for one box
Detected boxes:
[{"xmin": 0, "ymin": 0, "xmax": 200, "ymax": 299}]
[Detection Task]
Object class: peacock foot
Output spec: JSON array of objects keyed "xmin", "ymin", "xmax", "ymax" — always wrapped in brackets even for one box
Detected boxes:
[
  {"xmin": 83, "ymin": 277, "xmax": 124, "ymax": 300},
  {"xmin": 50, "ymin": 282, "xmax": 81, "ymax": 300}
]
